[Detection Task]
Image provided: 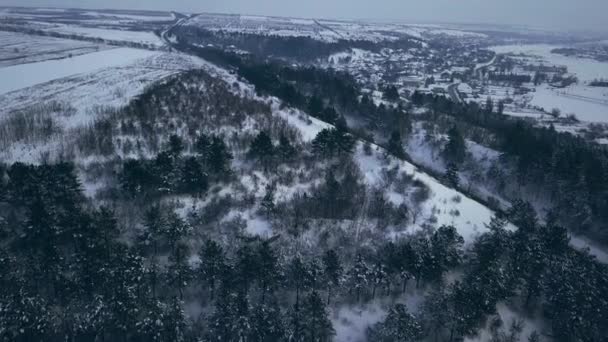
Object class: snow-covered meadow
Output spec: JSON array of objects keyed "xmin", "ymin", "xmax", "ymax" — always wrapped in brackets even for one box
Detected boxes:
[{"xmin": 490, "ymin": 43, "xmax": 608, "ymax": 123}]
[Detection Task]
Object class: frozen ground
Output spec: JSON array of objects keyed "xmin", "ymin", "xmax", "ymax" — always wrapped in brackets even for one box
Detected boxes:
[
  {"xmin": 0, "ymin": 47, "xmax": 158, "ymax": 95},
  {"xmin": 530, "ymin": 85, "xmax": 608, "ymax": 123},
  {"xmin": 0, "ymin": 31, "xmax": 108, "ymax": 67},
  {"xmin": 42, "ymin": 25, "xmax": 165, "ymax": 47},
  {"xmin": 490, "ymin": 43, "xmax": 608, "ymax": 123},
  {"xmin": 186, "ymin": 14, "xmax": 486, "ymax": 43}
]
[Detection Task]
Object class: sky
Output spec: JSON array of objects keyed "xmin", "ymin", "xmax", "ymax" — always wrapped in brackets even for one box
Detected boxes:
[{"xmin": 3, "ymin": 0, "xmax": 608, "ymax": 32}]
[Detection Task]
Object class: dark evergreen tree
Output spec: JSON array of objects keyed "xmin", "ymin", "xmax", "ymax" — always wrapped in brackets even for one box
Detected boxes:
[
  {"xmin": 497, "ymin": 100, "xmax": 505, "ymax": 115},
  {"xmin": 485, "ymin": 96, "xmax": 494, "ymax": 113},
  {"xmin": 348, "ymin": 254, "xmax": 370, "ymax": 302},
  {"xmin": 443, "ymin": 126, "xmax": 466, "ymax": 164},
  {"xmin": 444, "ymin": 162, "xmax": 460, "ymax": 188},
  {"xmin": 278, "ymin": 134, "xmax": 297, "ymax": 162},
  {"xmin": 164, "ymin": 297, "xmax": 188, "ymax": 342},
  {"xmin": 301, "ymin": 291, "xmax": 334, "ymax": 342},
  {"xmin": 260, "ymin": 183, "xmax": 276, "ymax": 218},
  {"xmin": 207, "ymin": 136, "xmax": 233, "ymax": 175},
  {"xmin": 166, "ymin": 243, "xmax": 192, "ymax": 300},
  {"xmin": 383, "ymin": 85, "xmax": 400, "ymax": 102},
  {"xmin": 322, "ymin": 249, "xmax": 343, "ymax": 305},
  {"xmin": 198, "ymin": 239, "xmax": 226, "ymax": 299},
  {"xmin": 181, "ymin": 156, "xmax": 208, "ymax": 195},
  {"xmin": 288, "ymin": 256, "xmax": 309, "ymax": 306},
  {"xmin": 257, "ymin": 241, "xmax": 280, "ymax": 303},
  {"xmin": 168, "ymin": 134, "xmax": 184, "ymax": 157},
  {"xmin": 249, "ymin": 131, "xmax": 275, "ymax": 168},
  {"xmin": 195, "ymin": 133, "xmax": 211, "ymax": 157},
  {"xmin": 249, "ymin": 299, "xmax": 286, "ymax": 342},
  {"xmin": 120, "ymin": 159, "xmax": 154, "ymax": 196},
  {"xmin": 368, "ymin": 304, "xmax": 422, "ymax": 342},
  {"xmin": 387, "ymin": 130, "xmax": 406, "ymax": 159},
  {"xmin": 154, "ymin": 151, "xmax": 177, "ymax": 193}
]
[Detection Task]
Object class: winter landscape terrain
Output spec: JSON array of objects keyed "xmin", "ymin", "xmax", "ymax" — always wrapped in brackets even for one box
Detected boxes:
[{"xmin": 1, "ymin": 5, "xmax": 608, "ymax": 342}]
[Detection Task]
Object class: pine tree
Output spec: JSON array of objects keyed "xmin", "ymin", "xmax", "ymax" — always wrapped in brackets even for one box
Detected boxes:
[
  {"xmin": 305, "ymin": 258, "xmax": 324, "ymax": 292},
  {"xmin": 207, "ymin": 136, "xmax": 233, "ymax": 175},
  {"xmin": 181, "ymin": 156, "xmax": 208, "ymax": 195},
  {"xmin": 334, "ymin": 116, "xmax": 356, "ymax": 155},
  {"xmin": 198, "ymin": 240, "xmax": 226, "ymax": 299},
  {"xmin": 208, "ymin": 291, "xmax": 252, "ymax": 342},
  {"xmin": 428, "ymin": 225, "xmax": 464, "ymax": 282},
  {"xmin": 311, "ymin": 128, "xmax": 337, "ymax": 157},
  {"xmin": 257, "ymin": 241, "xmax": 280, "ymax": 303},
  {"xmin": 154, "ymin": 151, "xmax": 177, "ymax": 193},
  {"xmin": 368, "ymin": 304, "xmax": 422, "ymax": 342},
  {"xmin": 370, "ymin": 262, "xmax": 388, "ymax": 299},
  {"xmin": 444, "ymin": 162, "xmax": 460, "ymax": 188},
  {"xmin": 348, "ymin": 254, "xmax": 370, "ymax": 302},
  {"xmin": 249, "ymin": 299, "xmax": 286, "ymax": 341},
  {"xmin": 166, "ymin": 243, "xmax": 192, "ymax": 300},
  {"xmin": 164, "ymin": 297, "xmax": 188, "ymax": 342},
  {"xmin": 302, "ymin": 291, "xmax": 335, "ymax": 342},
  {"xmin": 139, "ymin": 205, "xmax": 167, "ymax": 258},
  {"xmin": 235, "ymin": 244, "xmax": 260, "ymax": 292},
  {"xmin": 168, "ymin": 134, "xmax": 184, "ymax": 157},
  {"xmin": 497, "ymin": 100, "xmax": 505, "ymax": 115},
  {"xmin": 288, "ymin": 303, "xmax": 306, "ymax": 342},
  {"xmin": 164, "ymin": 212, "xmax": 191, "ymax": 254},
  {"xmin": 120, "ymin": 159, "xmax": 153, "ymax": 196},
  {"xmin": 383, "ymin": 85, "xmax": 400, "ymax": 101},
  {"xmin": 195, "ymin": 133, "xmax": 211, "ymax": 157},
  {"xmin": 443, "ymin": 126, "xmax": 466, "ymax": 164},
  {"xmin": 278, "ymin": 134, "xmax": 297, "ymax": 162},
  {"xmin": 260, "ymin": 183, "xmax": 276, "ymax": 218},
  {"xmin": 387, "ymin": 130, "xmax": 406, "ymax": 159},
  {"xmin": 485, "ymin": 96, "xmax": 494, "ymax": 113},
  {"xmin": 249, "ymin": 131, "xmax": 275, "ymax": 168},
  {"xmin": 289, "ymin": 256, "xmax": 309, "ymax": 306},
  {"xmin": 322, "ymin": 249, "xmax": 343, "ymax": 305}
]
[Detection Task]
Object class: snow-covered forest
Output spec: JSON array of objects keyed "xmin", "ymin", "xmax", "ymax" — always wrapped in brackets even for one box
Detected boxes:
[{"xmin": 1, "ymin": 6, "xmax": 608, "ymax": 342}]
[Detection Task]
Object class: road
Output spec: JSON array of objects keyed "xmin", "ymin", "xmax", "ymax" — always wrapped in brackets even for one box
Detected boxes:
[{"xmin": 474, "ymin": 54, "xmax": 496, "ymax": 80}]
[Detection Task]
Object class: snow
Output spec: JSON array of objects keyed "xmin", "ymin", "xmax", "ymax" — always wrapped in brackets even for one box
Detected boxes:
[
  {"xmin": 82, "ymin": 11, "xmax": 174, "ymax": 22},
  {"xmin": 0, "ymin": 48, "xmax": 158, "ymax": 95},
  {"xmin": 427, "ymin": 28, "xmax": 487, "ymax": 38},
  {"xmin": 569, "ymin": 234, "xmax": 608, "ymax": 263},
  {"xmin": 275, "ymin": 109, "xmax": 503, "ymax": 245},
  {"xmin": 489, "ymin": 44, "xmax": 608, "ymax": 123},
  {"xmin": 530, "ymin": 85, "xmax": 608, "ymax": 123},
  {"xmin": 45, "ymin": 25, "xmax": 165, "ymax": 47},
  {"xmin": 0, "ymin": 31, "xmax": 107, "ymax": 67},
  {"xmin": 333, "ymin": 304, "xmax": 387, "ymax": 342},
  {"xmin": 489, "ymin": 44, "xmax": 608, "ymax": 82},
  {"xmin": 0, "ymin": 52, "xmax": 205, "ymax": 163},
  {"xmin": 356, "ymin": 145, "xmax": 504, "ymax": 244}
]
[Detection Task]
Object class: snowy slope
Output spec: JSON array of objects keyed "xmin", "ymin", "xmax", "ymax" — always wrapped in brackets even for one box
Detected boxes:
[{"xmin": 275, "ymin": 109, "xmax": 502, "ymax": 245}]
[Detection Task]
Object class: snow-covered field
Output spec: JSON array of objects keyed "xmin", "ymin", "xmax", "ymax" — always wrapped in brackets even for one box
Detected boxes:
[
  {"xmin": 490, "ymin": 43, "xmax": 608, "ymax": 123},
  {"xmin": 42, "ymin": 25, "xmax": 165, "ymax": 47},
  {"xmin": 530, "ymin": 85, "xmax": 608, "ymax": 122},
  {"xmin": 186, "ymin": 14, "xmax": 486, "ymax": 43},
  {"xmin": 0, "ymin": 31, "xmax": 108, "ymax": 67},
  {"xmin": 0, "ymin": 47, "xmax": 158, "ymax": 95}
]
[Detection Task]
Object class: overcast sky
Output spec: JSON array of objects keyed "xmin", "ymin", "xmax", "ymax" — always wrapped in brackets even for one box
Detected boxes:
[{"xmin": 4, "ymin": 0, "xmax": 608, "ymax": 32}]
